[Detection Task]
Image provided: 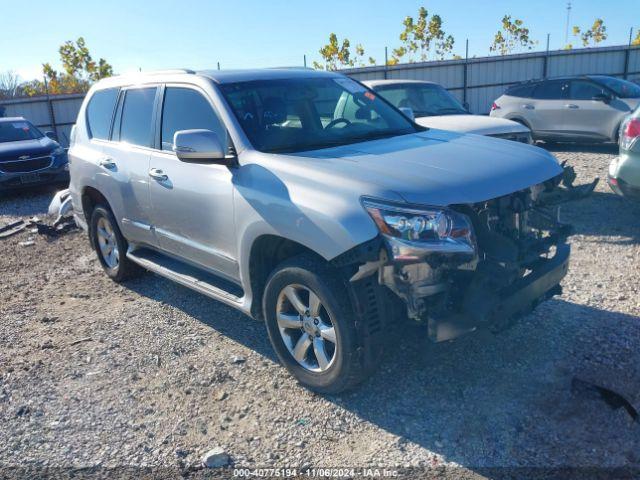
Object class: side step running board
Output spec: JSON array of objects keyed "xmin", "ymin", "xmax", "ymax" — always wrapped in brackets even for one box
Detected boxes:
[{"xmin": 126, "ymin": 247, "xmax": 245, "ymax": 309}]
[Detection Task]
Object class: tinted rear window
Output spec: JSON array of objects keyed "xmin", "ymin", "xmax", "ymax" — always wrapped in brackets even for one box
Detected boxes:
[
  {"xmin": 533, "ymin": 81, "xmax": 568, "ymax": 100},
  {"xmin": 505, "ymin": 83, "xmax": 536, "ymax": 98},
  {"xmin": 119, "ymin": 88, "xmax": 157, "ymax": 147},
  {"xmin": 86, "ymin": 88, "xmax": 119, "ymax": 139}
]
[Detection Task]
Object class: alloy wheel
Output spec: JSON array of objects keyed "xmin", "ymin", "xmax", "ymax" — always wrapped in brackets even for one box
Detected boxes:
[
  {"xmin": 276, "ymin": 284, "xmax": 337, "ymax": 372},
  {"xmin": 96, "ymin": 216, "xmax": 119, "ymax": 269}
]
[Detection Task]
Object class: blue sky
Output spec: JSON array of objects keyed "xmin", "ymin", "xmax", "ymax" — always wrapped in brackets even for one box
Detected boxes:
[{"xmin": 2, "ymin": 0, "xmax": 638, "ymax": 81}]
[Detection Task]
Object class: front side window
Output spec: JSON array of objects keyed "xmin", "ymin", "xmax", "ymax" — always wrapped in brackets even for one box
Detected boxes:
[
  {"xmin": 220, "ymin": 76, "xmax": 418, "ymax": 154},
  {"xmin": 118, "ymin": 87, "xmax": 157, "ymax": 147},
  {"xmin": 569, "ymin": 81, "xmax": 606, "ymax": 100},
  {"xmin": 533, "ymin": 81, "xmax": 569, "ymax": 100},
  {"xmin": 160, "ymin": 87, "xmax": 225, "ymax": 151},
  {"xmin": 0, "ymin": 120, "xmax": 43, "ymax": 143},
  {"xmin": 374, "ymin": 83, "xmax": 467, "ymax": 117},
  {"xmin": 86, "ymin": 88, "xmax": 119, "ymax": 139}
]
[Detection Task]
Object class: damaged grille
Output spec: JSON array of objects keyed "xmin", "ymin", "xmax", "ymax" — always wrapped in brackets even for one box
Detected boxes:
[{"xmin": 458, "ymin": 188, "xmax": 567, "ymax": 268}]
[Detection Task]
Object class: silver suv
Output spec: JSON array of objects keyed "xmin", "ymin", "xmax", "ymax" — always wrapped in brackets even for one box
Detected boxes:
[
  {"xmin": 68, "ymin": 68, "xmax": 570, "ymax": 392},
  {"xmin": 491, "ymin": 75, "xmax": 640, "ymax": 143}
]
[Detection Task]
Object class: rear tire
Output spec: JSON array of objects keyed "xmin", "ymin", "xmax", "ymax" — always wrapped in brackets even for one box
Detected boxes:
[
  {"xmin": 89, "ymin": 205, "xmax": 142, "ymax": 282},
  {"xmin": 263, "ymin": 254, "xmax": 380, "ymax": 393}
]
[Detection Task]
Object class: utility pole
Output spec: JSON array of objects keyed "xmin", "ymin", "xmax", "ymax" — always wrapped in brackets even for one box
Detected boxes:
[{"xmin": 564, "ymin": 2, "xmax": 572, "ymax": 45}]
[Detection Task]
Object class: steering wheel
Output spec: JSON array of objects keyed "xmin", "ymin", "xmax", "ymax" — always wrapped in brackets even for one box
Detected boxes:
[{"xmin": 324, "ymin": 118, "xmax": 352, "ymax": 130}]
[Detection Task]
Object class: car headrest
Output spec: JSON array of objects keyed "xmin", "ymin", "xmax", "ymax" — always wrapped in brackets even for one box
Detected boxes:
[{"xmin": 262, "ymin": 97, "xmax": 287, "ymax": 125}]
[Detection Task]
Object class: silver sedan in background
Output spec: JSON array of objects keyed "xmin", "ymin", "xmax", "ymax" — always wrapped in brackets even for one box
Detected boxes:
[{"xmin": 364, "ymin": 79, "xmax": 532, "ymax": 143}]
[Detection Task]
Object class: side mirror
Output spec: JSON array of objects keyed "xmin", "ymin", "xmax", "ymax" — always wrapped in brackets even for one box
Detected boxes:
[
  {"xmin": 173, "ymin": 129, "xmax": 230, "ymax": 165},
  {"xmin": 399, "ymin": 107, "xmax": 415, "ymax": 121},
  {"xmin": 45, "ymin": 131, "xmax": 57, "ymax": 140},
  {"xmin": 592, "ymin": 93, "xmax": 613, "ymax": 104}
]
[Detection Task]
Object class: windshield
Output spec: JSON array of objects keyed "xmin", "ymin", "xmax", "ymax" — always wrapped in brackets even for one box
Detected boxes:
[
  {"xmin": 373, "ymin": 83, "xmax": 467, "ymax": 117},
  {"xmin": 0, "ymin": 120, "xmax": 44, "ymax": 143},
  {"xmin": 591, "ymin": 76, "xmax": 640, "ymax": 99},
  {"xmin": 219, "ymin": 77, "xmax": 419, "ymax": 154}
]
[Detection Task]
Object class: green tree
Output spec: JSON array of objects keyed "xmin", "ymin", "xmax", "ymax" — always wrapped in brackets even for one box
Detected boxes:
[
  {"xmin": 572, "ymin": 19, "xmax": 607, "ymax": 47},
  {"xmin": 313, "ymin": 33, "xmax": 374, "ymax": 70},
  {"xmin": 21, "ymin": 37, "xmax": 113, "ymax": 96},
  {"xmin": 490, "ymin": 15, "xmax": 536, "ymax": 55},
  {"xmin": 630, "ymin": 29, "xmax": 640, "ymax": 46},
  {"xmin": 391, "ymin": 7, "xmax": 454, "ymax": 64}
]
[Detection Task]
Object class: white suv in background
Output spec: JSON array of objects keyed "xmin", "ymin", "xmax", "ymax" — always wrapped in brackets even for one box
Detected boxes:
[
  {"xmin": 491, "ymin": 75, "xmax": 640, "ymax": 143},
  {"xmin": 364, "ymin": 79, "xmax": 532, "ymax": 143}
]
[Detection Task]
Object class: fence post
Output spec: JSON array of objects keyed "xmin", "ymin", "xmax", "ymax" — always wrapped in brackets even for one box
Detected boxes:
[
  {"xmin": 43, "ymin": 76, "xmax": 57, "ymax": 139},
  {"xmin": 463, "ymin": 39, "xmax": 469, "ymax": 107},
  {"xmin": 217, "ymin": 62, "xmax": 221, "ymax": 70},
  {"xmin": 304, "ymin": 55, "xmax": 307, "ymax": 68},
  {"xmin": 624, "ymin": 27, "xmax": 633, "ymax": 79},
  {"xmin": 543, "ymin": 33, "xmax": 550, "ymax": 78},
  {"xmin": 384, "ymin": 47, "xmax": 388, "ymax": 79}
]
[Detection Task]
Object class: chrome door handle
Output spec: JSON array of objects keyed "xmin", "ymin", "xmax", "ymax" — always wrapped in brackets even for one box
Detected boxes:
[
  {"xmin": 564, "ymin": 104, "xmax": 579, "ymax": 109},
  {"xmin": 149, "ymin": 168, "xmax": 168, "ymax": 181},
  {"xmin": 99, "ymin": 157, "xmax": 116, "ymax": 169},
  {"xmin": 522, "ymin": 104, "xmax": 534, "ymax": 110}
]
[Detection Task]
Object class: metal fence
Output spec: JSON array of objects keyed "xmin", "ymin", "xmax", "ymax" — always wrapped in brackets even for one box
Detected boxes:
[
  {"xmin": 0, "ymin": 93, "xmax": 84, "ymax": 147},
  {"xmin": 342, "ymin": 44, "xmax": 640, "ymax": 114},
  {"xmin": 1, "ymin": 44, "xmax": 639, "ymax": 143}
]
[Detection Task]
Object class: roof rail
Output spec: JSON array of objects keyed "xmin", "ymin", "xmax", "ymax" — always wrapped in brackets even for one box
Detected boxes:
[
  {"xmin": 140, "ymin": 69, "xmax": 195, "ymax": 75},
  {"xmin": 268, "ymin": 66, "xmax": 314, "ymax": 71}
]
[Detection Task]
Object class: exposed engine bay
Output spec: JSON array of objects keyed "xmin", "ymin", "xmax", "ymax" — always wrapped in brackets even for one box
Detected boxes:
[{"xmin": 347, "ymin": 172, "xmax": 582, "ymax": 342}]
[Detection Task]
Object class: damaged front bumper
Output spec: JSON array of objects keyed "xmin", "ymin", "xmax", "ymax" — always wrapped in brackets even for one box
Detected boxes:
[
  {"xmin": 427, "ymin": 243, "xmax": 569, "ymax": 341},
  {"xmin": 347, "ymin": 192, "xmax": 572, "ymax": 343}
]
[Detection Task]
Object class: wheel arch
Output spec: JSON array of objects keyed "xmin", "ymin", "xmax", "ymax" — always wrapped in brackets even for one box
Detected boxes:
[
  {"xmin": 505, "ymin": 115, "xmax": 533, "ymax": 131},
  {"xmin": 81, "ymin": 186, "xmax": 110, "ymax": 223},
  {"xmin": 247, "ymin": 234, "xmax": 326, "ymax": 320}
]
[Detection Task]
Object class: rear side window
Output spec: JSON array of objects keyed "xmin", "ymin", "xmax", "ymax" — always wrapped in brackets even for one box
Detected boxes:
[
  {"xmin": 532, "ymin": 81, "xmax": 569, "ymax": 100},
  {"xmin": 569, "ymin": 81, "xmax": 606, "ymax": 100},
  {"xmin": 506, "ymin": 83, "xmax": 536, "ymax": 98},
  {"xmin": 118, "ymin": 88, "xmax": 157, "ymax": 147},
  {"xmin": 86, "ymin": 88, "xmax": 119, "ymax": 139},
  {"xmin": 160, "ymin": 87, "xmax": 225, "ymax": 151}
]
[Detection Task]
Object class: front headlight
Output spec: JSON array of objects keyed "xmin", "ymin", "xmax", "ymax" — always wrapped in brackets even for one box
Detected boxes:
[
  {"xmin": 52, "ymin": 146, "xmax": 66, "ymax": 156},
  {"xmin": 362, "ymin": 198, "xmax": 476, "ymax": 257}
]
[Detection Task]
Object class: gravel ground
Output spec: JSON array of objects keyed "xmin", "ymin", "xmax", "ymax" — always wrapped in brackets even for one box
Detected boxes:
[{"xmin": 0, "ymin": 146, "xmax": 639, "ymax": 479}]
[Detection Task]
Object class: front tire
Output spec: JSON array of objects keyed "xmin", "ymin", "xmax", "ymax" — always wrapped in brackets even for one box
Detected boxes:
[
  {"xmin": 263, "ymin": 254, "xmax": 379, "ymax": 393},
  {"xmin": 89, "ymin": 205, "xmax": 141, "ymax": 282}
]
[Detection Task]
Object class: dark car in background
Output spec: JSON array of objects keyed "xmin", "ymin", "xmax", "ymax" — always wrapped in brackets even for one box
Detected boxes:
[{"xmin": 0, "ymin": 117, "xmax": 69, "ymax": 191}]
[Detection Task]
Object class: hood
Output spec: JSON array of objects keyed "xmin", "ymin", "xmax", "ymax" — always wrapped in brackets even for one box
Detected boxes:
[
  {"xmin": 292, "ymin": 129, "xmax": 562, "ymax": 206},
  {"xmin": 0, "ymin": 136, "xmax": 58, "ymax": 161},
  {"xmin": 414, "ymin": 114, "xmax": 529, "ymax": 135}
]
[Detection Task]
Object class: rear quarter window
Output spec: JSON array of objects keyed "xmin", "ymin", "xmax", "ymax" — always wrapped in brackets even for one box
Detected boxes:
[
  {"xmin": 86, "ymin": 88, "xmax": 119, "ymax": 139},
  {"xmin": 505, "ymin": 83, "xmax": 536, "ymax": 98}
]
